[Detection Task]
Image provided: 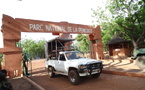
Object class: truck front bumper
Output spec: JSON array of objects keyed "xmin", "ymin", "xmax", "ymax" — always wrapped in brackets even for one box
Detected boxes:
[{"xmin": 79, "ymin": 68, "xmax": 101, "ymax": 76}]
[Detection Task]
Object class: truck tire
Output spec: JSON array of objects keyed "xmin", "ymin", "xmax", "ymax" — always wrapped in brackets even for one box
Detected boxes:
[
  {"xmin": 136, "ymin": 56, "xmax": 145, "ymax": 69},
  {"xmin": 48, "ymin": 67, "xmax": 55, "ymax": 78},
  {"xmin": 68, "ymin": 70, "xmax": 80, "ymax": 85}
]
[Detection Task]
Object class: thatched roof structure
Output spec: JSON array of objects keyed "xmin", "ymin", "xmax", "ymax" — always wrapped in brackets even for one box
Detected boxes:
[{"xmin": 107, "ymin": 36, "xmax": 129, "ymax": 45}]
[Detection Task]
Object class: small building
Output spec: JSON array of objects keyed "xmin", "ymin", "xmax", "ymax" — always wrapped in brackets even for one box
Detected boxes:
[{"xmin": 107, "ymin": 36, "xmax": 130, "ymax": 57}]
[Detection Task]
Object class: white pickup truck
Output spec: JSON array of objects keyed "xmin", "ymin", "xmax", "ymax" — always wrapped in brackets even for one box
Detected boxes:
[{"xmin": 45, "ymin": 51, "xmax": 103, "ymax": 85}]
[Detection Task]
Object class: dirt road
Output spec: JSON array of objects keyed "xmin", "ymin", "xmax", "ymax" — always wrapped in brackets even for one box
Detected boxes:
[
  {"xmin": 28, "ymin": 59, "xmax": 145, "ymax": 90},
  {"xmin": 9, "ymin": 59, "xmax": 145, "ymax": 90},
  {"xmin": 30, "ymin": 69, "xmax": 145, "ymax": 90}
]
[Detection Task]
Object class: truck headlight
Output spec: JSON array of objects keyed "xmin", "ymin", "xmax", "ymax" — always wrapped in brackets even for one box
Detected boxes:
[{"xmin": 79, "ymin": 65, "xmax": 87, "ymax": 69}]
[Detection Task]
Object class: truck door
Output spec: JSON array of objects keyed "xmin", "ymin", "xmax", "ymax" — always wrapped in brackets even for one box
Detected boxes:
[{"xmin": 55, "ymin": 54, "xmax": 66, "ymax": 72}]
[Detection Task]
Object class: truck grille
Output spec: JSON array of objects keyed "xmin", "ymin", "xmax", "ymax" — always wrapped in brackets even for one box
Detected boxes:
[{"xmin": 87, "ymin": 63, "xmax": 101, "ymax": 69}]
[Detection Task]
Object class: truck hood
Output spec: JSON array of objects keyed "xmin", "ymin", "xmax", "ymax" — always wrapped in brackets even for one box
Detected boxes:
[{"xmin": 68, "ymin": 58, "xmax": 102, "ymax": 66}]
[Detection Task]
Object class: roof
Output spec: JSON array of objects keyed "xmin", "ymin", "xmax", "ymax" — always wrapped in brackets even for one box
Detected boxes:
[
  {"xmin": 59, "ymin": 51, "xmax": 79, "ymax": 54},
  {"xmin": 107, "ymin": 36, "xmax": 129, "ymax": 45},
  {"xmin": 47, "ymin": 37, "xmax": 75, "ymax": 45}
]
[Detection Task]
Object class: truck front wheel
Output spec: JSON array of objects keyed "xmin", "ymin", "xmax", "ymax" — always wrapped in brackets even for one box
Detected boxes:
[
  {"xmin": 68, "ymin": 70, "xmax": 80, "ymax": 85},
  {"xmin": 48, "ymin": 67, "xmax": 55, "ymax": 78}
]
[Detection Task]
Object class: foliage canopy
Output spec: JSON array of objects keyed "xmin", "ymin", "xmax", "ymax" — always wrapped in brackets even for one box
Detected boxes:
[
  {"xmin": 18, "ymin": 38, "xmax": 46, "ymax": 59},
  {"xmin": 75, "ymin": 34, "xmax": 90, "ymax": 53},
  {"xmin": 92, "ymin": 0, "xmax": 145, "ymax": 50}
]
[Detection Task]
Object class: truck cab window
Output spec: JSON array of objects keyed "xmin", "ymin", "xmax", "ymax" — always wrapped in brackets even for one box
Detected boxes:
[{"xmin": 59, "ymin": 54, "xmax": 66, "ymax": 61}]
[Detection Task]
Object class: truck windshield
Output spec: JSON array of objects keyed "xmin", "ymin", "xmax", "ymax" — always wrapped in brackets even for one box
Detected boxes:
[{"xmin": 65, "ymin": 52, "xmax": 84, "ymax": 60}]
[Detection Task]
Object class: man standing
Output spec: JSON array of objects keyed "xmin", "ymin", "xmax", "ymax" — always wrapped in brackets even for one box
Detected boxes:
[{"xmin": 22, "ymin": 53, "xmax": 30, "ymax": 76}]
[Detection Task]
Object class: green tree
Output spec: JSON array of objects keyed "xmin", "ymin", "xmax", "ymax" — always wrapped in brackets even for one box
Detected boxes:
[
  {"xmin": 92, "ymin": 4, "xmax": 120, "ymax": 49},
  {"xmin": 92, "ymin": 0, "xmax": 145, "ymax": 50},
  {"xmin": 75, "ymin": 34, "xmax": 90, "ymax": 54},
  {"xmin": 109, "ymin": 0, "xmax": 145, "ymax": 50},
  {"xmin": 19, "ymin": 38, "xmax": 46, "ymax": 59},
  {"xmin": 0, "ymin": 54, "xmax": 3, "ymax": 59}
]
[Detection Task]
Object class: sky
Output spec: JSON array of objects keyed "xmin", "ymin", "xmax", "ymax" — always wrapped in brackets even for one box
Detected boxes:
[{"xmin": 0, "ymin": 0, "xmax": 106, "ymax": 48}]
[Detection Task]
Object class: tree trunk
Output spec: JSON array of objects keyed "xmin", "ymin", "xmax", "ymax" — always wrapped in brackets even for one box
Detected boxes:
[{"xmin": 132, "ymin": 39, "xmax": 138, "ymax": 50}]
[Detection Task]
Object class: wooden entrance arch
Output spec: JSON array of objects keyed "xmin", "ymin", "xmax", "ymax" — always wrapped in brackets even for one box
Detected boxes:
[{"xmin": 0, "ymin": 14, "xmax": 104, "ymax": 77}]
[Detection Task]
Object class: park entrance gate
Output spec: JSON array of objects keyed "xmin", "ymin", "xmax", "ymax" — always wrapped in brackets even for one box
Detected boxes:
[{"xmin": 0, "ymin": 14, "xmax": 104, "ymax": 77}]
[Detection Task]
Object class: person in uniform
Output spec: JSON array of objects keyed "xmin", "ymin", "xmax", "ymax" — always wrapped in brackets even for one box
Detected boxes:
[{"xmin": 22, "ymin": 53, "xmax": 30, "ymax": 76}]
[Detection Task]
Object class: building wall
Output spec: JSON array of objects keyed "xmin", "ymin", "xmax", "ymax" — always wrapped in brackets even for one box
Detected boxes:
[{"xmin": 112, "ymin": 48, "xmax": 130, "ymax": 57}]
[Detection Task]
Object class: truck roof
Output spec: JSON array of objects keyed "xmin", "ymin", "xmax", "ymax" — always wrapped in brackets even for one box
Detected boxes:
[
  {"xmin": 47, "ymin": 37, "xmax": 75, "ymax": 45},
  {"xmin": 45, "ymin": 37, "xmax": 75, "ymax": 58},
  {"xmin": 59, "ymin": 51, "xmax": 79, "ymax": 54}
]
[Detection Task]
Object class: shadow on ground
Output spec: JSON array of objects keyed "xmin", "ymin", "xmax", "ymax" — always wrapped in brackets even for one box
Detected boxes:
[{"xmin": 9, "ymin": 77, "xmax": 36, "ymax": 90}]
